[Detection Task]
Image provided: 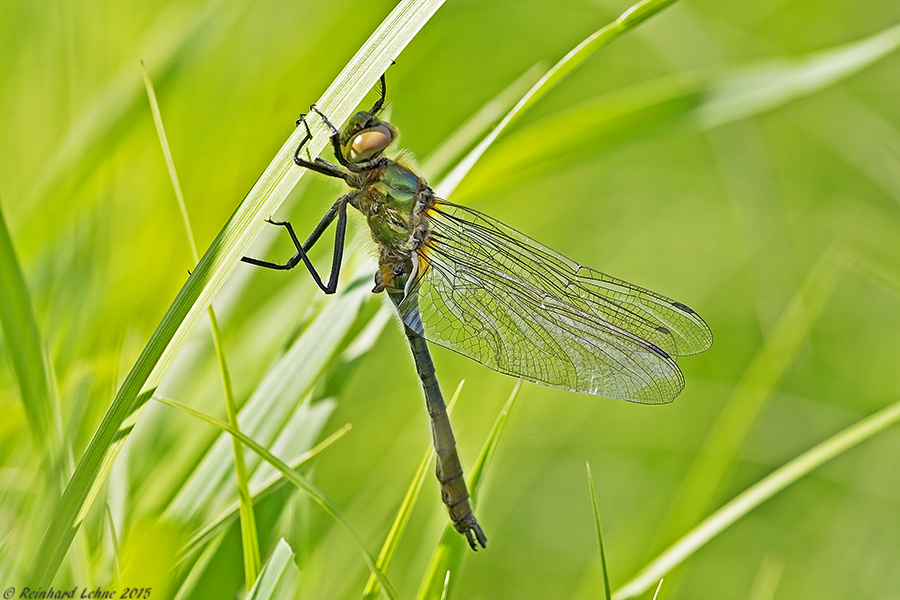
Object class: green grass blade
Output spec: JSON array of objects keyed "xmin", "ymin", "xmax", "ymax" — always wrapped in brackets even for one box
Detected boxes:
[
  {"xmin": 246, "ymin": 538, "xmax": 301, "ymax": 600},
  {"xmin": 21, "ymin": 2, "xmax": 245, "ymax": 237},
  {"xmin": 141, "ymin": 58, "xmax": 261, "ymax": 590},
  {"xmin": 362, "ymin": 380, "xmax": 465, "ymax": 600},
  {"xmin": 139, "ymin": 59, "xmax": 199, "ymax": 264},
  {"xmin": 697, "ymin": 22, "xmax": 900, "ymax": 128},
  {"xmin": 0, "ymin": 198, "xmax": 62, "ymax": 450},
  {"xmin": 586, "ymin": 463, "xmax": 612, "ymax": 600},
  {"xmin": 653, "ymin": 245, "xmax": 847, "ymax": 551},
  {"xmin": 458, "ymin": 21, "xmax": 900, "ymax": 195},
  {"xmin": 176, "ymin": 423, "xmax": 351, "ymax": 565},
  {"xmin": 415, "ymin": 381, "xmax": 522, "ymax": 600},
  {"xmin": 210, "ymin": 309, "xmax": 261, "ymax": 589},
  {"xmin": 436, "ymin": 0, "xmax": 679, "ymax": 197},
  {"xmin": 154, "ymin": 395, "xmax": 398, "ymax": 600},
  {"xmin": 748, "ymin": 556, "xmax": 784, "ymax": 600},
  {"xmin": 419, "ymin": 63, "xmax": 547, "ymax": 180},
  {"xmin": 439, "ymin": 571, "xmax": 451, "ymax": 600},
  {"xmin": 466, "ymin": 380, "xmax": 522, "ymax": 498},
  {"xmin": 173, "ymin": 530, "xmax": 227, "ymax": 600},
  {"xmin": 103, "ymin": 502, "xmax": 121, "ymax": 586},
  {"xmin": 30, "ymin": 0, "xmax": 446, "ymax": 585},
  {"xmin": 165, "ymin": 275, "xmax": 367, "ymax": 521},
  {"xmin": 612, "ymin": 396, "xmax": 900, "ymax": 600}
]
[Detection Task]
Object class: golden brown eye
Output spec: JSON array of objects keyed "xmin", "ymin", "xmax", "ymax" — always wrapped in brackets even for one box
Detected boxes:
[{"xmin": 347, "ymin": 125, "xmax": 394, "ymax": 162}]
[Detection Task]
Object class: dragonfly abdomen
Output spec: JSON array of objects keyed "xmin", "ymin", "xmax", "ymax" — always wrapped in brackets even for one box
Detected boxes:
[{"xmin": 398, "ymin": 311, "xmax": 487, "ymax": 549}]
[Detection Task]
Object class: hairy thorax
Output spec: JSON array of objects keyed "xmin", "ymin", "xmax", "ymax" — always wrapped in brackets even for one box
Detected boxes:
[{"xmin": 351, "ymin": 158, "xmax": 435, "ymax": 295}]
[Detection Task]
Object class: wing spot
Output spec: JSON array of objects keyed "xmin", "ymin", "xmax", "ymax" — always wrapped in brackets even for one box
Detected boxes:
[
  {"xmin": 647, "ymin": 343, "xmax": 671, "ymax": 360},
  {"xmin": 671, "ymin": 301, "xmax": 695, "ymax": 314}
]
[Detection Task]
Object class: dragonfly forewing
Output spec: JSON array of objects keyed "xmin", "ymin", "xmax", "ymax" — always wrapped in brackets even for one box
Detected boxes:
[{"xmin": 398, "ymin": 200, "xmax": 712, "ymax": 404}]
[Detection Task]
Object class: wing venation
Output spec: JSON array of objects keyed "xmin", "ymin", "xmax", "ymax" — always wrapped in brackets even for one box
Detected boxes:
[{"xmin": 397, "ymin": 200, "xmax": 712, "ymax": 404}]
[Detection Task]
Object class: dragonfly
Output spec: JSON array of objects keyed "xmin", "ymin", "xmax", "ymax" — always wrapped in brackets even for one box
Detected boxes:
[{"xmin": 242, "ymin": 74, "xmax": 713, "ymax": 550}]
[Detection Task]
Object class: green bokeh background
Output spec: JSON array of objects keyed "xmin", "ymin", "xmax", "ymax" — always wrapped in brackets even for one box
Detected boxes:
[{"xmin": 2, "ymin": 0, "xmax": 900, "ymax": 598}]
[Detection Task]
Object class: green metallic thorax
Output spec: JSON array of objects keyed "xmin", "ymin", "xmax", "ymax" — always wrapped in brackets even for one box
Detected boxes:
[
  {"xmin": 355, "ymin": 161, "xmax": 424, "ymax": 251},
  {"xmin": 334, "ymin": 108, "xmax": 431, "ymax": 294},
  {"xmin": 349, "ymin": 159, "xmax": 432, "ymax": 295}
]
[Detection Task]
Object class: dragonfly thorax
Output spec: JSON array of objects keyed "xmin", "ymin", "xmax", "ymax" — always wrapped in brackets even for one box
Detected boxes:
[{"xmin": 357, "ymin": 160, "xmax": 434, "ymax": 297}]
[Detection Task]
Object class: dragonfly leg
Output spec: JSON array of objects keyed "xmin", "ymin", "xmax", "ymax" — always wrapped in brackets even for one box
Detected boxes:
[
  {"xmin": 369, "ymin": 73, "xmax": 387, "ymax": 114},
  {"xmin": 302, "ymin": 71, "xmax": 387, "ymax": 158},
  {"xmin": 241, "ymin": 196, "xmax": 350, "ymax": 294},
  {"xmin": 401, "ymin": 323, "xmax": 487, "ymax": 550},
  {"xmin": 293, "ymin": 113, "xmax": 352, "ymax": 182},
  {"xmin": 307, "ymin": 104, "xmax": 367, "ymax": 174},
  {"xmin": 308, "ymin": 104, "xmax": 387, "ymax": 174}
]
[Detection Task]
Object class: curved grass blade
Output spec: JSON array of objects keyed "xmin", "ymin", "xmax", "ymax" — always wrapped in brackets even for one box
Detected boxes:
[
  {"xmin": 586, "ymin": 462, "xmax": 612, "ymax": 600},
  {"xmin": 31, "ymin": 0, "xmax": 446, "ymax": 585},
  {"xmin": 246, "ymin": 538, "xmax": 301, "ymax": 600},
  {"xmin": 437, "ymin": 0, "xmax": 679, "ymax": 197},
  {"xmin": 696, "ymin": 22, "xmax": 900, "ymax": 129},
  {"xmin": 154, "ymin": 395, "xmax": 398, "ymax": 600},
  {"xmin": 457, "ymin": 21, "xmax": 900, "ymax": 195},
  {"xmin": 652, "ymin": 245, "xmax": 847, "ymax": 552},
  {"xmin": 142, "ymin": 59, "xmax": 260, "ymax": 589},
  {"xmin": 21, "ymin": 1, "xmax": 248, "ymax": 240},
  {"xmin": 362, "ymin": 381, "xmax": 465, "ymax": 600},
  {"xmin": 173, "ymin": 530, "xmax": 226, "ymax": 600},
  {"xmin": 612, "ymin": 397, "xmax": 900, "ymax": 599},
  {"xmin": 103, "ymin": 502, "xmax": 121, "ymax": 586},
  {"xmin": 0, "ymin": 198, "xmax": 62, "ymax": 450},
  {"xmin": 210, "ymin": 310, "xmax": 261, "ymax": 590},
  {"xmin": 164, "ymin": 274, "xmax": 368, "ymax": 521},
  {"xmin": 748, "ymin": 556, "xmax": 784, "ymax": 600},
  {"xmin": 415, "ymin": 381, "xmax": 522, "ymax": 600},
  {"xmin": 419, "ymin": 63, "xmax": 547, "ymax": 180},
  {"xmin": 176, "ymin": 423, "xmax": 351, "ymax": 565},
  {"xmin": 439, "ymin": 571, "xmax": 451, "ymax": 600},
  {"xmin": 0, "ymin": 196, "xmax": 84, "ymax": 596}
]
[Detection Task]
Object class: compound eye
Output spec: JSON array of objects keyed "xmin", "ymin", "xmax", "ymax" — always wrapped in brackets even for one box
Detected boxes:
[{"xmin": 347, "ymin": 125, "xmax": 394, "ymax": 162}]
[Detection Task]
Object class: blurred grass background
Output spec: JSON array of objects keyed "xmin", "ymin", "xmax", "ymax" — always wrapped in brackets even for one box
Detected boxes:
[{"xmin": 2, "ymin": 0, "xmax": 900, "ymax": 598}]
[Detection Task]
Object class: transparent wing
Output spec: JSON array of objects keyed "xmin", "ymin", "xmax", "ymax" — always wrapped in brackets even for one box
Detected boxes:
[{"xmin": 397, "ymin": 200, "xmax": 713, "ymax": 404}]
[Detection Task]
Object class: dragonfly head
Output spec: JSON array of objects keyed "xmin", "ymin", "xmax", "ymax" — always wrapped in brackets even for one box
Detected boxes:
[{"xmin": 341, "ymin": 111, "xmax": 398, "ymax": 163}]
